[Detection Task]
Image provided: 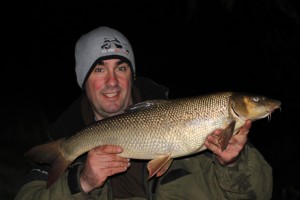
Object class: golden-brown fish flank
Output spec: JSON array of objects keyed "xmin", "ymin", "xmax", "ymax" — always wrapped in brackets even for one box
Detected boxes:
[{"xmin": 25, "ymin": 91, "xmax": 281, "ymax": 188}]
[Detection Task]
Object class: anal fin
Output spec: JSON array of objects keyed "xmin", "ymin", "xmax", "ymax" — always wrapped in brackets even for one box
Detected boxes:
[{"xmin": 147, "ymin": 156, "xmax": 173, "ymax": 179}]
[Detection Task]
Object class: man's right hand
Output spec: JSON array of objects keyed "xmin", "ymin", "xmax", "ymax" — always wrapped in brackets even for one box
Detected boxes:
[{"xmin": 80, "ymin": 145, "xmax": 130, "ymax": 193}]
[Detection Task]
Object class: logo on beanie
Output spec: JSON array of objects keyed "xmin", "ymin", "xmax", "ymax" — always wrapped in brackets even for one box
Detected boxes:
[{"xmin": 101, "ymin": 37, "xmax": 129, "ymax": 55}]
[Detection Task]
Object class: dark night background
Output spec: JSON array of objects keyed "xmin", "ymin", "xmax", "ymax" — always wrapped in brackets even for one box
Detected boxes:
[{"xmin": 1, "ymin": 0, "xmax": 300, "ymax": 199}]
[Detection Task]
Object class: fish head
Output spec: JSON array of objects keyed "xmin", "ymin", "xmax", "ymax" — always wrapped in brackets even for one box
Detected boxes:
[{"xmin": 229, "ymin": 93, "xmax": 281, "ymax": 121}]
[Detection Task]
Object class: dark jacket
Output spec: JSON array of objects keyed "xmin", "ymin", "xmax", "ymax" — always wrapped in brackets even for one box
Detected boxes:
[{"xmin": 15, "ymin": 77, "xmax": 273, "ymax": 200}]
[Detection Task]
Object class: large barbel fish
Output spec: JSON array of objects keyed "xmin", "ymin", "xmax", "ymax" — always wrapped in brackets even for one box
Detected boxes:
[{"xmin": 25, "ymin": 91, "xmax": 281, "ymax": 188}]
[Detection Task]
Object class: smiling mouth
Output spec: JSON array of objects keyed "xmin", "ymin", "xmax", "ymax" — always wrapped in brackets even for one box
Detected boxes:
[{"xmin": 103, "ymin": 92, "xmax": 118, "ymax": 98}]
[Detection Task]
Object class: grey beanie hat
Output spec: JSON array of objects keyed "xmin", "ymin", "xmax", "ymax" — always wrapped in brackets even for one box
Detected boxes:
[{"xmin": 75, "ymin": 26, "xmax": 135, "ymax": 88}]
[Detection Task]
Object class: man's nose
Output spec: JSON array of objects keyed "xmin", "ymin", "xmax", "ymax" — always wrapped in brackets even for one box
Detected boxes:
[{"xmin": 106, "ymin": 72, "xmax": 118, "ymax": 86}]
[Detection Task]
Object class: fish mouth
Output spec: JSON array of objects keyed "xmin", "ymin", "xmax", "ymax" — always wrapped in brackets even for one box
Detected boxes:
[
  {"xmin": 265, "ymin": 103, "xmax": 281, "ymax": 121},
  {"xmin": 259, "ymin": 112, "xmax": 272, "ymax": 121},
  {"xmin": 230, "ymin": 102, "xmax": 281, "ymax": 121}
]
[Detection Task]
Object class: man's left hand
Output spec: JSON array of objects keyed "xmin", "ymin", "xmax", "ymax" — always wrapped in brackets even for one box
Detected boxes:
[{"xmin": 204, "ymin": 120, "xmax": 252, "ymax": 166}]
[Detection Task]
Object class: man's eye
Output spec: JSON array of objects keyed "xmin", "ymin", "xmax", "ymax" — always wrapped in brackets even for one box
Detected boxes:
[
  {"xmin": 117, "ymin": 66, "xmax": 127, "ymax": 71},
  {"xmin": 95, "ymin": 68, "xmax": 104, "ymax": 72}
]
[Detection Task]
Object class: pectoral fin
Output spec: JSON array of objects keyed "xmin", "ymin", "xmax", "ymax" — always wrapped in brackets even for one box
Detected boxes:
[
  {"xmin": 218, "ymin": 121, "xmax": 236, "ymax": 151},
  {"xmin": 147, "ymin": 155, "xmax": 173, "ymax": 179}
]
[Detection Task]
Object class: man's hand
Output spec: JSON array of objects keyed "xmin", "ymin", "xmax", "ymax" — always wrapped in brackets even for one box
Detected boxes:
[
  {"xmin": 80, "ymin": 145, "xmax": 130, "ymax": 193},
  {"xmin": 204, "ymin": 120, "xmax": 251, "ymax": 166}
]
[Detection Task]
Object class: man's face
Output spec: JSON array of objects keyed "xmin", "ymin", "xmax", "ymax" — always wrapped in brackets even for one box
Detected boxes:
[{"xmin": 85, "ymin": 58, "xmax": 132, "ymax": 120}]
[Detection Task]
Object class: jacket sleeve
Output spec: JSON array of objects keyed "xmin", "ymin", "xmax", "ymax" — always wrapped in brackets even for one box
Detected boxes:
[
  {"xmin": 213, "ymin": 144, "xmax": 273, "ymax": 200},
  {"xmin": 154, "ymin": 143, "xmax": 272, "ymax": 200},
  {"xmin": 15, "ymin": 171, "xmax": 76, "ymax": 200},
  {"xmin": 14, "ymin": 163, "xmax": 105, "ymax": 200}
]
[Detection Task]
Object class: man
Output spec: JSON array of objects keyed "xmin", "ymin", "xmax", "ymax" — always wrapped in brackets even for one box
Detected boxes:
[{"xmin": 15, "ymin": 26, "xmax": 272, "ymax": 199}]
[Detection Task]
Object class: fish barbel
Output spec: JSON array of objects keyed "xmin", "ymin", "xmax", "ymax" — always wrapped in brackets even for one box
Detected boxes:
[{"xmin": 25, "ymin": 91, "xmax": 281, "ymax": 188}]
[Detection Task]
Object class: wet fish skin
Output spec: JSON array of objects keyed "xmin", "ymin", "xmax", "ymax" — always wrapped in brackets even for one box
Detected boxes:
[{"xmin": 25, "ymin": 91, "xmax": 281, "ymax": 188}]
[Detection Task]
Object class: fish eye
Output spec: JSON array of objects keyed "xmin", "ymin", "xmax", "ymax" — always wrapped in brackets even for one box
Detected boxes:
[{"xmin": 252, "ymin": 97, "xmax": 260, "ymax": 102}]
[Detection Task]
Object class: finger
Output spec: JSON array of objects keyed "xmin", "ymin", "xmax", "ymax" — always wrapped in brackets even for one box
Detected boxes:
[
  {"xmin": 205, "ymin": 136, "xmax": 222, "ymax": 154},
  {"xmin": 93, "ymin": 145, "xmax": 124, "ymax": 154},
  {"xmin": 94, "ymin": 154, "xmax": 130, "ymax": 163},
  {"xmin": 206, "ymin": 134, "xmax": 220, "ymax": 146},
  {"xmin": 211, "ymin": 129, "xmax": 223, "ymax": 137},
  {"xmin": 104, "ymin": 160, "xmax": 131, "ymax": 169},
  {"xmin": 89, "ymin": 146, "xmax": 129, "ymax": 163},
  {"xmin": 85, "ymin": 155, "xmax": 130, "ymax": 172},
  {"xmin": 99, "ymin": 160, "xmax": 131, "ymax": 177},
  {"xmin": 103, "ymin": 166, "xmax": 129, "ymax": 177},
  {"xmin": 237, "ymin": 120, "xmax": 251, "ymax": 136},
  {"xmin": 89, "ymin": 149, "xmax": 130, "ymax": 162}
]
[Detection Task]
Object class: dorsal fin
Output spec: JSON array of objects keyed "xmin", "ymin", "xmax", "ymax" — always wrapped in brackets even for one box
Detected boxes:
[{"xmin": 125, "ymin": 99, "xmax": 169, "ymax": 112}]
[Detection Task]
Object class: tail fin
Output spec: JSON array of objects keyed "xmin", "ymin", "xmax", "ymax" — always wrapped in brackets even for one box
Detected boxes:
[{"xmin": 25, "ymin": 139, "xmax": 72, "ymax": 188}]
